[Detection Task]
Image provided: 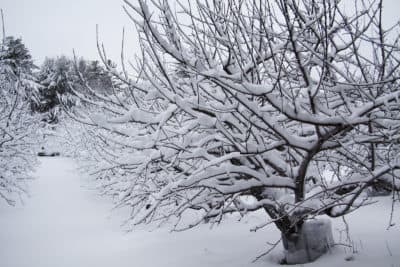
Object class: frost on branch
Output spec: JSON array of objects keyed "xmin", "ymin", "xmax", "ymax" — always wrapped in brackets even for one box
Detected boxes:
[{"xmin": 72, "ymin": 0, "xmax": 400, "ymax": 263}]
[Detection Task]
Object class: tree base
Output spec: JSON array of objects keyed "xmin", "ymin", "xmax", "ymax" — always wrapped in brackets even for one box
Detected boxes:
[
  {"xmin": 282, "ymin": 219, "xmax": 334, "ymax": 264},
  {"xmin": 367, "ymin": 181, "xmax": 392, "ymax": 197}
]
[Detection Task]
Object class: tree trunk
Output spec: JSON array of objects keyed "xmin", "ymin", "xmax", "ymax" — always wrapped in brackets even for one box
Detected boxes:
[{"xmin": 282, "ymin": 219, "xmax": 334, "ymax": 264}]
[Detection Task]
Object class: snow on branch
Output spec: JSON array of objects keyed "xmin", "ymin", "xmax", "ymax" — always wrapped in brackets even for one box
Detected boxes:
[{"xmin": 71, "ymin": 0, "xmax": 400, "ymax": 235}]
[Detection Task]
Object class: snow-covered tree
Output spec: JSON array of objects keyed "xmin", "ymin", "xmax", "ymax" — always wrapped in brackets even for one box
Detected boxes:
[
  {"xmin": 72, "ymin": 0, "xmax": 400, "ymax": 263},
  {"xmin": 0, "ymin": 36, "xmax": 40, "ymax": 205},
  {"xmin": 33, "ymin": 56, "xmax": 77, "ymax": 121},
  {"xmin": 33, "ymin": 56, "xmax": 113, "ymax": 123}
]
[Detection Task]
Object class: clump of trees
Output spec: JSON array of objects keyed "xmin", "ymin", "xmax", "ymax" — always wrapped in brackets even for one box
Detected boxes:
[
  {"xmin": 0, "ymin": 0, "xmax": 118, "ymax": 208},
  {"xmin": 32, "ymin": 56, "xmax": 113, "ymax": 123},
  {"xmin": 0, "ymin": 36, "xmax": 40, "ymax": 205},
  {"xmin": 0, "ymin": 27, "xmax": 113, "ymax": 203}
]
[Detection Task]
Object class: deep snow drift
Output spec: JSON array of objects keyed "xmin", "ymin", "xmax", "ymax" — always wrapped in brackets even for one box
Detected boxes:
[{"xmin": 0, "ymin": 157, "xmax": 399, "ymax": 267}]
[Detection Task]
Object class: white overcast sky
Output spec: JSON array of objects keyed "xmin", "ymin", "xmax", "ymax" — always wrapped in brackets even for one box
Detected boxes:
[
  {"xmin": 2, "ymin": 0, "xmax": 400, "ymax": 65},
  {"xmin": 1, "ymin": 0, "xmax": 139, "ymax": 64}
]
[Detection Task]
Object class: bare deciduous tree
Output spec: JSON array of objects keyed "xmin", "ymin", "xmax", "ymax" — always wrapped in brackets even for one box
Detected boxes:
[
  {"xmin": 0, "ymin": 36, "xmax": 39, "ymax": 205},
  {"xmin": 71, "ymin": 0, "xmax": 400, "ymax": 263}
]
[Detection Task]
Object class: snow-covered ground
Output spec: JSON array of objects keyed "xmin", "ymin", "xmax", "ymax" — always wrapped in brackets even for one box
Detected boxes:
[{"xmin": 0, "ymin": 157, "xmax": 399, "ymax": 267}]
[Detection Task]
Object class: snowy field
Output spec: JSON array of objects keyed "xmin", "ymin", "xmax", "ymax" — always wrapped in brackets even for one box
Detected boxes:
[{"xmin": 0, "ymin": 157, "xmax": 399, "ymax": 267}]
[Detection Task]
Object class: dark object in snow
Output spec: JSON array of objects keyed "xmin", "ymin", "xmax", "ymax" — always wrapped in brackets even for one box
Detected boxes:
[
  {"xmin": 37, "ymin": 151, "xmax": 60, "ymax": 157},
  {"xmin": 345, "ymin": 255, "xmax": 355, "ymax": 261},
  {"xmin": 37, "ymin": 147, "xmax": 60, "ymax": 157},
  {"xmin": 367, "ymin": 179, "xmax": 393, "ymax": 197},
  {"xmin": 282, "ymin": 219, "xmax": 334, "ymax": 264}
]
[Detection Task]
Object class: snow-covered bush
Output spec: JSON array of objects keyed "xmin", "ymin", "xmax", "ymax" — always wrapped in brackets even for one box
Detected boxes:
[
  {"xmin": 71, "ymin": 0, "xmax": 400, "ymax": 263},
  {"xmin": 0, "ymin": 36, "xmax": 40, "ymax": 205}
]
